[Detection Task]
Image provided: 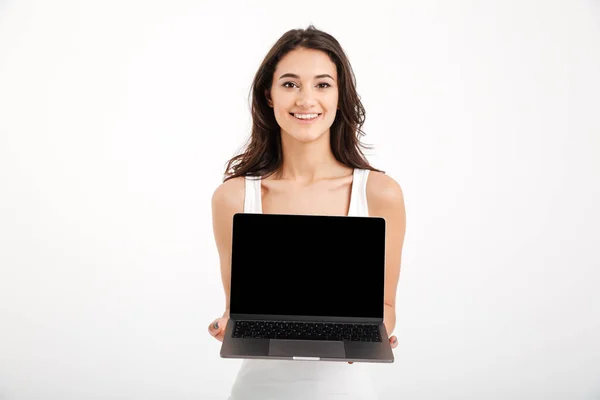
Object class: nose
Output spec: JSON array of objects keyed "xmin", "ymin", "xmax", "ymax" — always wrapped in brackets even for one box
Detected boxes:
[{"xmin": 295, "ymin": 87, "xmax": 317, "ymax": 108}]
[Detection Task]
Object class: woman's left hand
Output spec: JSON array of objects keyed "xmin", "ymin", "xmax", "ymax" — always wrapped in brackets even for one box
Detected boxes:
[
  {"xmin": 389, "ymin": 335, "xmax": 398, "ymax": 349},
  {"xmin": 348, "ymin": 335, "xmax": 397, "ymax": 364}
]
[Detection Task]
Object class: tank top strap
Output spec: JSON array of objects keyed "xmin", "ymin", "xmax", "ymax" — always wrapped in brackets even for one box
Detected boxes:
[
  {"xmin": 348, "ymin": 168, "xmax": 370, "ymax": 217},
  {"xmin": 244, "ymin": 176, "xmax": 262, "ymax": 213}
]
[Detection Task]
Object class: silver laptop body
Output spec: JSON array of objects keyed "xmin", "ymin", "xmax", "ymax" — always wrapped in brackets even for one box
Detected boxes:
[{"xmin": 220, "ymin": 213, "xmax": 394, "ymax": 363}]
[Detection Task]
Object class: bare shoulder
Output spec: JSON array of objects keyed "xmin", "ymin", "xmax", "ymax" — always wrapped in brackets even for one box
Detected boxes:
[
  {"xmin": 211, "ymin": 176, "xmax": 245, "ymax": 214},
  {"xmin": 366, "ymin": 171, "xmax": 405, "ymax": 215}
]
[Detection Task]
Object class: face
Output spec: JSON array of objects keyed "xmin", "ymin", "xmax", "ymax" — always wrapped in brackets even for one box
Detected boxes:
[{"xmin": 266, "ymin": 47, "xmax": 339, "ymax": 144}]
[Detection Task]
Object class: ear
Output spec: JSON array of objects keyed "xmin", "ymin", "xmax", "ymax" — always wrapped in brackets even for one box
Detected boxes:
[{"xmin": 265, "ymin": 90, "xmax": 273, "ymax": 107}]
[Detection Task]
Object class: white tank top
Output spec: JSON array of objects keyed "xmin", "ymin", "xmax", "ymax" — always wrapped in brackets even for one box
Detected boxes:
[{"xmin": 228, "ymin": 168, "xmax": 379, "ymax": 400}]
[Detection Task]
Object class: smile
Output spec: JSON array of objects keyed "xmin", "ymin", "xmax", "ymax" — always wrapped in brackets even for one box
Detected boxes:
[{"xmin": 290, "ymin": 113, "xmax": 322, "ymax": 122}]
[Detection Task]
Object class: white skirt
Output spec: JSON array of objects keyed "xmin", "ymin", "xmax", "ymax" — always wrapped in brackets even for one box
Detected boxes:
[{"xmin": 227, "ymin": 359, "xmax": 379, "ymax": 400}]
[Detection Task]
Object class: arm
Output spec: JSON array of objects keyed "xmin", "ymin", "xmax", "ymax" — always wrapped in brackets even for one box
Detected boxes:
[
  {"xmin": 208, "ymin": 177, "xmax": 244, "ymax": 341},
  {"xmin": 384, "ymin": 303, "xmax": 396, "ymax": 337},
  {"xmin": 367, "ymin": 172, "xmax": 407, "ymax": 339}
]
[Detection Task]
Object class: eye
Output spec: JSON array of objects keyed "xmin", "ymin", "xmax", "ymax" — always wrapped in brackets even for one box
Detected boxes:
[{"xmin": 282, "ymin": 82, "xmax": 331, "ymax": 89}]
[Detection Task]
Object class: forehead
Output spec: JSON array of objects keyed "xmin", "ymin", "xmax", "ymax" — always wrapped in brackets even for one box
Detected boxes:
[{"xmin": 274, "ymin": 48, "xmax": 337, "ymax": 78}]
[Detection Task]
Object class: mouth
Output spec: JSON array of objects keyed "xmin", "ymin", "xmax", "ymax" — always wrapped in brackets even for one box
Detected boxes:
[{"xmin": 289, "ymin": 113, "xmax": 322, "ymax": 122}]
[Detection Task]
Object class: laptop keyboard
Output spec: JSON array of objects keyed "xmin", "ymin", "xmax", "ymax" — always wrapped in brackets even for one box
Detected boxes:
[{"xmin": 232, "ymin": 320, "xmax": 382, "ymax": 342}]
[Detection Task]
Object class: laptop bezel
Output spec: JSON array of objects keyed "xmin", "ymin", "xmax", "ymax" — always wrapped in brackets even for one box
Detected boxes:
[
  {"xmin": 229, "ymin": 212, "xmax": 387, "ymax": 323},
  {"xmin": 229, "ymin": 313, "xmax": 384, "ymax": 324}
]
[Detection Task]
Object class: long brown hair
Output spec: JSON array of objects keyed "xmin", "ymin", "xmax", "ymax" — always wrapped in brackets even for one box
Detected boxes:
[{"xmin": 223, "ymin": 24, "xmax": 383, "ymax": 182}]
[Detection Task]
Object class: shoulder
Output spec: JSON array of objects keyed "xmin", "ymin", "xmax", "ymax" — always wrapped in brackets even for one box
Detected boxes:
[
  {"xmin": 211, "ymin": 176, "xmax": 246, "ymax": 215},
  {"xmin": 365, "ymin": 170, "xmax": 405, "ymax": 215}
]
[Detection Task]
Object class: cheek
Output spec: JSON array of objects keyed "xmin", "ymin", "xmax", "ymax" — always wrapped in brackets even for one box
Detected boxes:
[
  {"xmin": 273, "ymin": 97, "xmax": 293, "ymax": 114},
  {"xmin": 325, "ymin": 93, "xmax": 339, "ymax": 109}
]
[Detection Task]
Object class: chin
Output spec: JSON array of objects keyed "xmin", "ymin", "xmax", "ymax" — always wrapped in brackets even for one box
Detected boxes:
[{"xmin": 284, "ymin": 129, "xmax": 328, "ymax": 144}]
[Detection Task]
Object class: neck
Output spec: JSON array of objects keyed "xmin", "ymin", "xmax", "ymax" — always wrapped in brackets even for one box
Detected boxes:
[{"xmin": 276, "ymin": 130, "xmax": 344, "ymax": 183}]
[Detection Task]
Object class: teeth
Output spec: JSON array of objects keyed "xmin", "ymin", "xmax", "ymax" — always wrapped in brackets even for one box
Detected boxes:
[{"xmin": 294, "ymin": 113, "xmax": 319, "ymax": 119}]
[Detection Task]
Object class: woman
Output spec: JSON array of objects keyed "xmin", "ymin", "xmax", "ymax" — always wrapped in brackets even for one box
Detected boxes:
[{"xmin": 208, "ymin": 25, "xmax": 406, "ymax": 399}]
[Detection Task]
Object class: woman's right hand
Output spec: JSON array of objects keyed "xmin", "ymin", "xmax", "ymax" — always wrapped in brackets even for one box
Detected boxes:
[{"xmin": 208, "ymin": 316, "xmax": 229, "ymax": 342}]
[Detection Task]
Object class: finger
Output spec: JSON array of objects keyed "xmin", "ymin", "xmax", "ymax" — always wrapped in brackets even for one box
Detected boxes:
[
  {"xmin": 214, "ymin": 329, "xmax": 226, "ymax": 342},
  {"xmin": 208, "ymin": 318, "xmax": 225, "ymax": 336},
  {"xmin": 389, "ymin": 336, "xmax": 398, "ymax": 349},
  {"xmin": 207, "ymin": 320, "xmax": 218, "ymax": 335}
]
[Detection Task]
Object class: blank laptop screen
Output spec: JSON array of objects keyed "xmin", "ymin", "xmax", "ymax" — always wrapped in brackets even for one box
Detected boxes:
[{"xmin": 229, "ymin": 213, "xmax": 386, "ymax": 319}]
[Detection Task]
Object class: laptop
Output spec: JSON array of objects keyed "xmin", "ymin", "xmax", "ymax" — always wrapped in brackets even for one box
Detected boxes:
[{"xmin": 220, "ymin": 212, "xmax": 394, "ymax": 363}]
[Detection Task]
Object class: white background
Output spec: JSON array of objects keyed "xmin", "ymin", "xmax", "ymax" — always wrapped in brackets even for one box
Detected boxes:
[{"xmin": 1, "ymin": 0, "xmax": 599, "ymax": 399}]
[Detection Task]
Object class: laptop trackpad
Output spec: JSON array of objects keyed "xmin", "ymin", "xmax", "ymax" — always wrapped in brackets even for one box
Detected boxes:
[{"xmin": 269, "ymin": 339, "xmax": 346, "ymax": 358}]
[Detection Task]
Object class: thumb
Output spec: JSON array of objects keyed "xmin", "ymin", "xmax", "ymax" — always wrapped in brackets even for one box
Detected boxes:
[{"xmin": 208, "ymin": 318, "xmax": 227, "ymax": 336}]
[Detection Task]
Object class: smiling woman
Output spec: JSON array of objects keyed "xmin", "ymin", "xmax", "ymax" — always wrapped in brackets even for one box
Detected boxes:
[
  {"xmin": 207, "ymin": 24, "xmax": 406, "ymax": 400},
  {"xmin": 222, "ymin": 25, "xmax": 381, "ymax": 181}
]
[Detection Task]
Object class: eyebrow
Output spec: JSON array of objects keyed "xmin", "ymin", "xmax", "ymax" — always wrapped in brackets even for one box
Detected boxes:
[{"xmin": 278, "ymin": 73, "xmax": 335, "ymax": 81}]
